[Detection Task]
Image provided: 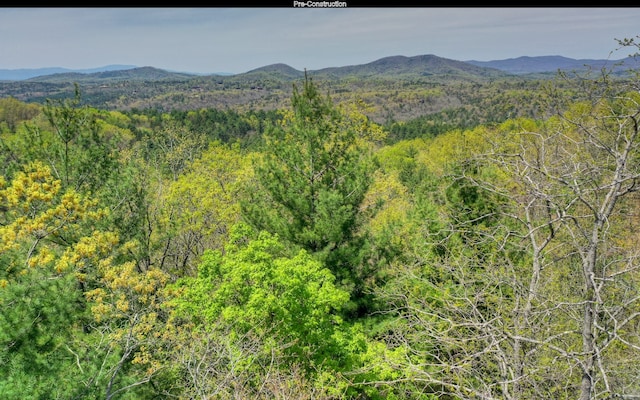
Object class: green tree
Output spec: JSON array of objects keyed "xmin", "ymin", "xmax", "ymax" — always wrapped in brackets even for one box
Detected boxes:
[
  {"xmin": 0, "ymin": 162, "xmax": 116, "ymax": 399},
  {"xmin": 152, "ymin": 142, "xmax": 254, "ymax": 276},
  {"xmin": 243, "ymin": 74, "xmax": 384, "ymax": 309},
  {"xmin": 166, "ymin": 223, "xmax": 352, "ymax": 396},
  {"xmin": 0, "ymin": 97, "xmax": 172, "ymax": 399},
  {"xmin": 35, "ymin": 86, "xmax": 117, "ymax": 193},
  {"xmin": 0, "ymin": 97, "xmax": 40, "ymax": 132}
]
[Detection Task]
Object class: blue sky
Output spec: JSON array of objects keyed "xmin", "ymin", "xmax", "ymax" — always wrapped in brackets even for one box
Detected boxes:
[{"xmin": 1, "ymin": 8, "xmax": 639, "ymax": 74}]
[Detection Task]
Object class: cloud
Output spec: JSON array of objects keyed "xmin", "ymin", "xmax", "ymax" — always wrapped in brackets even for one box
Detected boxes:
[{"xmin": 1, "ymin": 8, "xmax": 638, "ymax": 74}]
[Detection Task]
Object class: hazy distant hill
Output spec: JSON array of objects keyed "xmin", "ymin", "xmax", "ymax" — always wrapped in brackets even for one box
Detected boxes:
[
  {"xmin": 3, "ymin": 54, "xmax": 637, "ymax": 83},
  {"xmin": 312, "ymin": 54, "xmax": 507, "ymax": 80},
  {"xmin": 240, "ymin": 63, "xmax": 305, "ymax": 80},
  {"xmin": 0, "ymin": 65, "xmax": 137, "ymax": 81},
  {"xmin": 465, "ymin": 55, "xmax": 640, "ymax": 75},
  {"xmin": 234, "ymin": 54, "xmax": 509, "ymax": 81},
  {"xmin": 0, "ymin": 65, "xmax": 234, "ymax": 81},
  {"xmin": 1, "ymin": 53, "xmax": 638, "ymax": 122},
  {"xmin": 25, "ymin": 66, "xmax": 198, "ymax": 83}
]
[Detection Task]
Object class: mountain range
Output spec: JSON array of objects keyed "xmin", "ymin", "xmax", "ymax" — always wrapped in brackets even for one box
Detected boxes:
[
  {"xmin": 465, "ymin": 55, "xmax": 638, "ymax": 74},
  {"xmin": 0, "ymin": 65, "xmax": 138, "ymax": 81},
  {"xmin": 1, "ymin": 54, "xmax": 638, "ymax": 82},
  {"xmin": 2, "ymin": 53, "xmax": 638, "ymax": 123}
]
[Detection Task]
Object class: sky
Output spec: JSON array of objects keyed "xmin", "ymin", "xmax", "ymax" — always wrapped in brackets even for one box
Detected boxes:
[{"xmin": 1, "ymin": 7, "xmax": 639, "ymax": 75}]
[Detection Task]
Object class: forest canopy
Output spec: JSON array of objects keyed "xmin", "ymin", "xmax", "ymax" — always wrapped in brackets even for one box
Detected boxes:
[{"xmin": 1, "ymin": 38, "xmax": 640, "ymax": 399}]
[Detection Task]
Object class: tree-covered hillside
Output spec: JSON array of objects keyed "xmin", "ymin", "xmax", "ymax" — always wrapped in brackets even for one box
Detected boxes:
[
  {"xmin": 1, "ymin": 38, "xmax": 640, "ymax": 399},
  {"xmin": 0, "ymin": 53, "xmax": 601, "ymax": 124}
]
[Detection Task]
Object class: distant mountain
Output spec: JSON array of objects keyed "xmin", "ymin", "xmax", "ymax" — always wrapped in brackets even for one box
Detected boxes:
[
  {"xmin": 312, "ymin": 54, "xmax": 507, "ymax": 80},
  {"xmin": 465, "ymin": 56, "xmax": 640, "ymax": 75},
  {"xmin": 0, "ymin": 65, "xmax": 137, "ymax": 81},
  {"xmin": 226, "ymin": 54, "xmax": 639, "ymax": 82},
  {"xmin": 3, "ymin": 55, "xmax": 638, "ymax": 84},
  {"xmin": 240, "ymin": 63, "xmax": 305, "ymax": 80},
  {"xmin": 2, "ymin": 54, "xmax": 639, "ymax": 118},
  {"xmin": 233, "ymin": 55, "xmax": 509, "ymax": 82},
  {"xmin": 25, "ymin": 66, "xmax": 197, "ymax": 83}
]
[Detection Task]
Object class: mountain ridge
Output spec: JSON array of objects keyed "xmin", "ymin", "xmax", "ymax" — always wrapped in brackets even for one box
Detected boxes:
[
  {"xmin": 1, "ymin": 54, "xmax": 638, "ymax": 82},
  {"xmin": 2, "ymin": 53, "xmax": 638, "ymax": 123},
  {"xmin": 465, "ymin": 55, "xmax": 640, "ymax": 74},
  {"xmin": 309, "ymin": 54, "xmax": 506, "ymax": 79},
  {"xmin": 0, "ymin": 65, "xmax": 137, "ymax": 81},
  {"xmin": 22, "ymin": 66, "xmax": 198, "ymax": 83}
]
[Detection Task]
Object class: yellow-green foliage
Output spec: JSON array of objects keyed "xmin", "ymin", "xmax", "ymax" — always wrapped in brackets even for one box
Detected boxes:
[
  {"xmin": 152, "ymin": 142, "xmax": 254, "ymax": 275},
  {"xmin": 0, "ymin": 161, "xmax": 108, "ymax": 278}
]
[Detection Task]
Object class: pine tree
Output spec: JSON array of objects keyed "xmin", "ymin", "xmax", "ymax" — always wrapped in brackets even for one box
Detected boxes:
[{"xmin": 243, "ymin": 73, "xmax": 384, "ymax": 312}]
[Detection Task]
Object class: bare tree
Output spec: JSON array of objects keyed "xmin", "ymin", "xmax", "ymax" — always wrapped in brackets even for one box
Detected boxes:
[
  {"xmin": 165, "ymin": 319, "xmax": 339, "ymax": 399},
  {"xmin": 376, "ymin": 37, "xmax": 640, "ymax": 399}
]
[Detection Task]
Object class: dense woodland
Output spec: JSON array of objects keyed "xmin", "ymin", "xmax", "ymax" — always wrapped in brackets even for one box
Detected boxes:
[{"xmin": 2, "ymin": 38, "xmax": 640, "ymax": 399}]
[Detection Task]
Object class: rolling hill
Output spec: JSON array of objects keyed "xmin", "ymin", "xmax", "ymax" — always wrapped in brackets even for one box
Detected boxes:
[
  {"xmin": 465, "ymin": 55, "xmax": 640, "ymax": 75},
  {"xmin": 311, "ymin": 54, "xmax": 506, "ymax": 79},
  {"xmin": 0, "ymin": 65, "xmax": 137, "ymax": 81},
  {"xmin": 2, "ymin": 54, "xmax": 636, "ymax": 83},
  {"xmin": 0, "ymin": 53, "xmax": 637, "ymax": 124}
]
